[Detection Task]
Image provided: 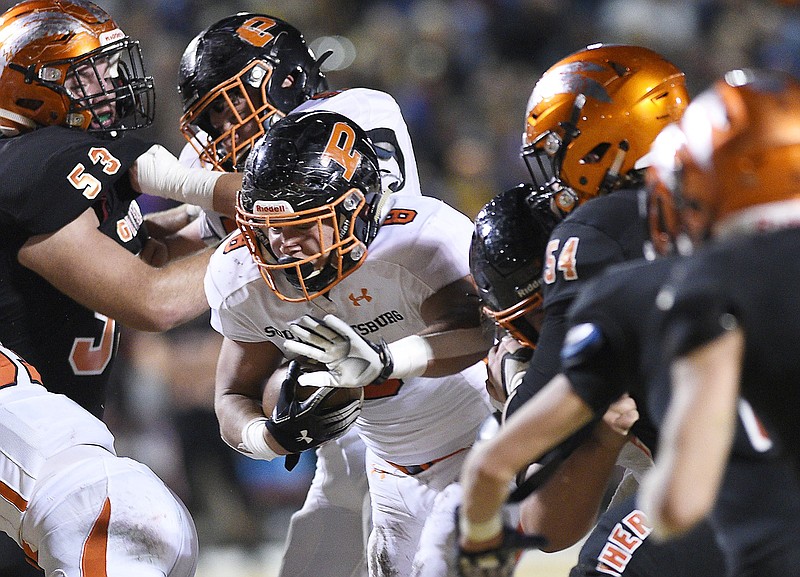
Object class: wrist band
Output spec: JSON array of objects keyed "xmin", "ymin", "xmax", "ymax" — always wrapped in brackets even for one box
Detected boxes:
[
  {"xmin": 237, "ymin": 417, "xmax": 279, "ymax": 461},
  {"xmin": 387, "ymin": 335, "xmax": 432, "ymax": 379},
  {"xmin": 134, "ymin": 144, "xmax": 221, "ymax": 211},
  {"xmin": 458, "ymin": 512, "xmax": 503, "ymax": 542}
]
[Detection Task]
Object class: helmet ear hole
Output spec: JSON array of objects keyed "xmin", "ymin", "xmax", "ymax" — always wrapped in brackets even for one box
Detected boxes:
[
  {"xmin": 581, "ymin": 142, "xmax": 610, "ymax": 164},
  {"xmin": 16, "ymin": 98, "xmax": 43, "ymax": 111}
]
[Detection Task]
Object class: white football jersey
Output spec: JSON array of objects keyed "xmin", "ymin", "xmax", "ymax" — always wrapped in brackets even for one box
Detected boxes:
[
  {"xmin": 0, "ymin": 345, "xmax": 115, "ymax": 544},
  {"xmin": 206, "ymin": 195, "xmax": 491, "ymax": 466}
]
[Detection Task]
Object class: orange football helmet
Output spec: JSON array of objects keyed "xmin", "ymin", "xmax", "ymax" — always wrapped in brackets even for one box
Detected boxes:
[
  {"xmin": 0, "ymin": 0, "xmax": 154, "ymax": 136},
  {"xmin": 522, "ymin": 44, "xmax": 688, "ymax": 214},
  {"xmin": 643, "ymin": 123, "xmax": 689, "ymax": 257},
  {"xmin": 649, "ymin": 69, "xmax": 800, "ymax": 248}
]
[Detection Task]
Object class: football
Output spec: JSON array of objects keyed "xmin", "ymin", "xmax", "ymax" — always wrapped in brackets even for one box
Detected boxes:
[
  {"xmin": 297, "ymin": 383, "xmax": 364, "ymax": 407},
  {"xmin": 262, "ymin": 364, "xmax": 363, "ymax": 414}
]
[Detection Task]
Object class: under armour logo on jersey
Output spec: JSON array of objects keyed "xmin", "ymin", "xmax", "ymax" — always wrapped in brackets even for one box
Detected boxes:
[
  {"xmin": 297, "ymin": 430, "xmax": 313, "ymax": 444},
  {"xmin": 349, "ymin": 288, "xmax": 372, "ymax": 306}
]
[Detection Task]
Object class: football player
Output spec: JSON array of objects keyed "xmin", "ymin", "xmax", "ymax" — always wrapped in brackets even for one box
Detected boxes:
[
  {"xmin": 456, "ymin": 44, "xmax": 728, "ymax": 577},
  {"xmin": 640, "ymin": 69, "xmax": 800, "ymax": 576},
  {"xmin": 174, "ymin": 13, "xmax": 422, "ymax": 246},
  {"xmin": 461, "ymin": 183, "xmax": 710, "ymax": 577},
  {"xmin": 0, "ymin": 0, "xmax": 244, "ymax": 417},
  {"xmin": 0, "ymin": 341, "xmax": 198, "ymax": 576},
  {"xmin": 174, "ymin": 13, "xmax": 425, "ymax": 577},
  {"xmin": 504, "ymin": 43, "xmax": 689, "ymax": 417},
  {"xmin": 206, "ymin": 109, "xmax": 493, "ymax": 577},
  {"xmin": 0, "ymin": 2, "xmax": 240, "ymax": 572},
  {"xmin": 413, "ymin": 185, "xmax": 641, "ymax": 577}
]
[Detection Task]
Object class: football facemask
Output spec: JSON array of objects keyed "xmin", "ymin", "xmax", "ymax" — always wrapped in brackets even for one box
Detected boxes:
[{"xmin": 237, "ymin": 187, "xmax": 370, "ymax": 302}]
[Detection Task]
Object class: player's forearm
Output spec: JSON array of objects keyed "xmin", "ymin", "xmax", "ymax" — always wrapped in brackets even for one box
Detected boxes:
[
  {"xmin": 415, "ymin": 325, "xmax": 493, "ymax": 377},
  {"xmin": 215, "ymin": 390, "xmax": 288, "ymax": 456},
  {"xmin": 145, "ymin": 205, "xmax": 197, "ymax": 237},
  {"xmin": 212, "ymin": 172, "xmax": 242, "ymax": 217},
  {"xmin": 520, "ymin": 428, "xmax": 627, "ymax": 551},
  {"xmin": 641, "ymin": 331, "xmax": 741, "ymax": 538},
  {"xmin": 459, "ymin": 439, "xmax": 516, "ymax": 548},
  {"xmin": 19, "ymin": 213, "xmax": 211, "ymax": 332},
  {"xmin": 128, "ymin": 247, "xmax": 213, "ymax": 331},
  {"xmin": 461, "ymin": 387, "xmax": 584, "ymax": 545},
  {"xmin": 131, "ymin": 145, "xmax": 241, "ymax": 216}
]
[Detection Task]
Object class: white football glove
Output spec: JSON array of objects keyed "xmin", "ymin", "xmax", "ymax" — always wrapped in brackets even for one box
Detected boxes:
[
  {"xmin": 284, "ymin": 314, "xmax": 393, "ymax": 389},
  {"xmin": 485, "ymin": 336, "xmax": 532, "ymax": 408},
  {"xmin": 499, "ymin": 348, "xmax": 532, "ymax": 397}
]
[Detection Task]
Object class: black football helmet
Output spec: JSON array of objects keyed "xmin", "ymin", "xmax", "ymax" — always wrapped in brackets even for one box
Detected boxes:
[
  {"xmin": 237, "ymin": 110, "xmax": 383, "ymax": 302},
  {"xmin": 470, "ymin": 184, "xmax": 562, "ymax": 348},
  {"xmin": 178, "ymin": 13, "xmax": 330, "ymax": 171},
  {"xmin": 0, "ymin": 0, "xmax": 154, "ymax": 136}
]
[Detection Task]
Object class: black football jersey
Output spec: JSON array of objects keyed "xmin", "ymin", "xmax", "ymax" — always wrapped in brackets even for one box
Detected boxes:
[
  {"xmin": 508, "ymin": 187, "xmax": 646, "ymax": 415},
  {"xmin": 533, "ymin": 255, "xmax": 734, "ymax": 576},
  {"xmin": 0, "ymin": 126, "xmax": 153, "ymax": 416},
  {"xmin": 655, "ymin": 228, "xmax": 800, "ymax": 576},
  {"xmin": 558, "ymin": 256, "xmax": 681, "ymax": 455},
  {"xmin": 658, "ymin": 228, "xmax": 800, "ymax": 466},
  {"xmin": 551, "ymin": 251, "xmax": 800, "ymax": 576},
  {"xmin": 570, "ymin": 494, "xmax": 725, "ymax": 577}
]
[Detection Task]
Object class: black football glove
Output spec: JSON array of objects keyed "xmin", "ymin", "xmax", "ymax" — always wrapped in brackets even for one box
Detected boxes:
[
  {"xmin": 456, "ymin": 510, "xmax": 546, "ymax": 577},
  {"xmin": 266, "ymin": 360, "xmax": 362, "ymax": 471}
]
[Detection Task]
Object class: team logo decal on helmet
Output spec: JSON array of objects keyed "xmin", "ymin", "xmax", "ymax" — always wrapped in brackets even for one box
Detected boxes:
[
  {"xmin": 0, "ymin": 0, "xmax": 154, "ymax": 136},
  {"xmin": 236, "ymin": 110, "xmax": 383, "ymax": 302},
  {"xmin": 178, "ymin": 13, "xmax": 330, "ymax": 171}
]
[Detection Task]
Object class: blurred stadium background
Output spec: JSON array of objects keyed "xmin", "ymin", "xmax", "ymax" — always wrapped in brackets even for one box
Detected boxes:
[{"xmin": 4, "ymin": 0, "xmax": 797, "ymax": 574}]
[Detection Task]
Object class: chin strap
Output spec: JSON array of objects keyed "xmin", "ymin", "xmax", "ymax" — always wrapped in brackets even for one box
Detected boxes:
[{"xmin": 600, "ymin": 140, "xmax": 630, "ymax": 194}]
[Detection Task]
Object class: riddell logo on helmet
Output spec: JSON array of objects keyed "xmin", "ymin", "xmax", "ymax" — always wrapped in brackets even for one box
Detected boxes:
[
  {"xmin": 253, "ymin": 200, "xmax": 294, "ymax": 214},
  {"xmin": 99, "ymin": 29, "xmax": 125, "ymax": 46}
]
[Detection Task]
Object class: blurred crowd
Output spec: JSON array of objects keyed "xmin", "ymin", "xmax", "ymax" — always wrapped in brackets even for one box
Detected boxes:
[
  {"xmin": 3, "ymin": 0, "xmax": 797, "ymax": 551},
  {"xmin": 79, "ymin": 0, "xmax": 800, "ymax": 217},
  {"xmin": 0, "ymin": 0, "xmax": 793, "ymax": 217}
]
